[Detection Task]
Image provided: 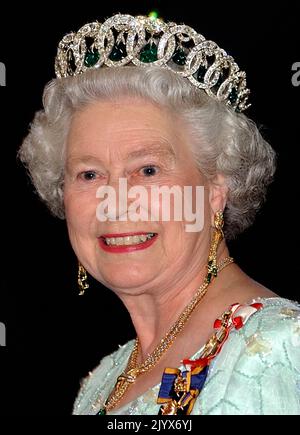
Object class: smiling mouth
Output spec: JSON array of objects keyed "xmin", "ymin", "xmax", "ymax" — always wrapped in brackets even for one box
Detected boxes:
[{"xmin": 100, "ymin": 232, "xmax": 157, "ymax": 247}]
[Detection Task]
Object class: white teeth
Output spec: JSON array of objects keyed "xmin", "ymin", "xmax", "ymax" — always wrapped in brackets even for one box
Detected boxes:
[
  {"xmin": 104, "ymin": 233, "xmax": 155, "ymax": 246},
  {"xmin": 116, "ymin": 237, "xmax": 123, "ymax": 245},
  {"xmin": 132, "ymin": 235, "xmax": 139, "ymax": 244}
]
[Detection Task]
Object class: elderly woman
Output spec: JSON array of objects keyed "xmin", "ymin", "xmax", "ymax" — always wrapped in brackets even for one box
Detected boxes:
[{"xmin": 19, "ymin": 14, "xmax": 300, "ymax": 415}]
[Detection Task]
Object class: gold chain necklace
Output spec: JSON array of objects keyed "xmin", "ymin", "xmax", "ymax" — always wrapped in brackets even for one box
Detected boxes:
[{"xmin": 102, "ymin": 256, "xmax": 234, "ymax": 413}]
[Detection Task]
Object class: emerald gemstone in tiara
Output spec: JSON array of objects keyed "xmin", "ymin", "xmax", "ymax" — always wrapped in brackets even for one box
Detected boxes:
[
  {"xmin": 109, "ymin": 43, "xmax": 127, "ymax": 62},
  {"xmin": 228, "ymin": 87, "xmax": 238, "ymax": 105},
  {"xmin": 196, "ymin": 65, "xmax": 207, "ymax": 82},
  {"xmin": 140, "ymin": 43, "xmax": 158, "ymax": 63},
  {"xmin": 84, "ymin": 49, "xmax": 100, "ymax": 67},
  {"xmin": 172, "ymin": 48, "xmax": 186, "ymax": 66}
]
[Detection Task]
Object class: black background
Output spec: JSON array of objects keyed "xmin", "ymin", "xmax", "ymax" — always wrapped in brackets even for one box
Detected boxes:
[{"xmin": 0, "ymin": 0, "xmax": 299, "ymax": 415}]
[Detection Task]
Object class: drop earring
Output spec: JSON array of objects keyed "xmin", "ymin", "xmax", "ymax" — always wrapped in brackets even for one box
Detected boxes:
[
  {"xmin": 78, "ymin": 262, "xmax": 89, "ymax": 295},
  {"xmin": 206, "ymin": 210, "xmax": 225, "ymax": 283}
]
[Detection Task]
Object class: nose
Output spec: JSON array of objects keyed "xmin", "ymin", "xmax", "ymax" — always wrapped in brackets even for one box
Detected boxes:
[
  {"xmin": 96, "ymin": 174, "xmax": 130, "ymax": 221},
  {"xmin": 110, "ymin": 176, "xmax": 129, "ymax": 220}
]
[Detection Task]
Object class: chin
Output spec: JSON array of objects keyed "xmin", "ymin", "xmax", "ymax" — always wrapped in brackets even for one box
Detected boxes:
[{"xmin": 98, "ymin": 263, "xmax": 157, "ymax": 292}]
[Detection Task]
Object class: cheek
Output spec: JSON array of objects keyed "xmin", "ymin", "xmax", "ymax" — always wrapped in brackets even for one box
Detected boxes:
[
  {"xmin": 160, "ymin": 220, "xmax": 188, "ymax": 255},
  {"xmin": 159, "ymin": 222, "xmax": 202, "ymax": 271},
  {"xmin": 64, "ymin": 187, "xmax": 97, "ymax": 231}
]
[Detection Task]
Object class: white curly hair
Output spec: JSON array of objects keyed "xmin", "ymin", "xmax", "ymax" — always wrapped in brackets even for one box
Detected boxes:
[{"xmin": 18, "ymin": 66, "xmax": 276, "ymax": 239}]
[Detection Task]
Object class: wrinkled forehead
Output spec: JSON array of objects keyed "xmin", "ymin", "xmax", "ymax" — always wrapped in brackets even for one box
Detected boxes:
[{"xmin": 66, "ymin": 98, "xmax": 189, "ymax": 161}]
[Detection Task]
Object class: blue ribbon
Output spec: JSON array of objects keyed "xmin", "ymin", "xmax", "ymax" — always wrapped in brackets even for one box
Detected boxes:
[{"xmin": 158, "ymin": 365, "xmax": 209, "ymax": 404}]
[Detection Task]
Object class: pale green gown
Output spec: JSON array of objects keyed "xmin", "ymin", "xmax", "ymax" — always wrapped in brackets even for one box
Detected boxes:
[{"xmin": 73, "ymin": 297, "xmax": 300, "ymax": 415}]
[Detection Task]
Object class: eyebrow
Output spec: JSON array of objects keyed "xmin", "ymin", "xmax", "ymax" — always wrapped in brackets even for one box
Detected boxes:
[
  {"xmin": 67, "ymin": 144, "xmax": 177, "ymax": 166},
  {"xmin": 66, "ymin": 155, "xmax": 104, "ymax": 167},
  {"xmin": 124, "ymin": 145, "xmax": 176, "ymax": 163}
]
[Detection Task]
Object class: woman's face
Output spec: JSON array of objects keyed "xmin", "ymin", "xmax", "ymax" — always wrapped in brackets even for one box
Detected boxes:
[{"xmin": 64, "ymin": 97, "xmax": 213, "ymax": 295}]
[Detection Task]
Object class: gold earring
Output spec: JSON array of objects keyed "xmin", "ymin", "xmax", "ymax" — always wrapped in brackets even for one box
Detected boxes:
[
  {"xmin": 207, "ymin": 210, "xmax": 224, "ymax": 283},
  {"xmin": 78, "ymin": 262, "xmax": 89, "ymax": 296}
]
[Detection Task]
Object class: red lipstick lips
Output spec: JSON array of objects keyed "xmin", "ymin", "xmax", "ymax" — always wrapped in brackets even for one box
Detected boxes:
[{"xmin": 98, "ymin": 232, "xmax": 158, "ymax": 254}]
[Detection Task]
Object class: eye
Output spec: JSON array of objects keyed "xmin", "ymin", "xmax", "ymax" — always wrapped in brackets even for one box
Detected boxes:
[
  {"xmin": 79, "ymin": 170, "xmax": 98, "ymax": 181},
  {"xmin": 140, "ymin": 165, "xmax": 159, "ymax": 177}
]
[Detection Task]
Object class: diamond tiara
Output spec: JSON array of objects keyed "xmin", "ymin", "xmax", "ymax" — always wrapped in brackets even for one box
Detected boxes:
[{"xmin": 55, "ymin": 13, "xmax": 250, "ymax": 112}]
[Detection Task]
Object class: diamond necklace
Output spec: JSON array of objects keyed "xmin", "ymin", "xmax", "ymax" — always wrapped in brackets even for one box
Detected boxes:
[{"xmin": 99, "ymin": 256, "xmax": 234, "ymax": 413}]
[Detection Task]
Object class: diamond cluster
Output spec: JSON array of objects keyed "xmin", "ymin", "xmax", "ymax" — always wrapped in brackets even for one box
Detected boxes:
[{"xmin": 55, "ymin": 14, "xmax": 250, "ymax": 112}]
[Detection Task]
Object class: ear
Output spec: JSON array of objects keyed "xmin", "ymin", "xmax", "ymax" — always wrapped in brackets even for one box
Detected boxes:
[{"xmin": 208, "ymin": 174, "xmax": 228, "ymax": 226}]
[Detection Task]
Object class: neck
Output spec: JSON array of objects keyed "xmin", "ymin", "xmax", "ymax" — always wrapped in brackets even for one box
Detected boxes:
[{"xmin": 117, "ymin": 243, "xmax": 230, "ymax": 362}]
